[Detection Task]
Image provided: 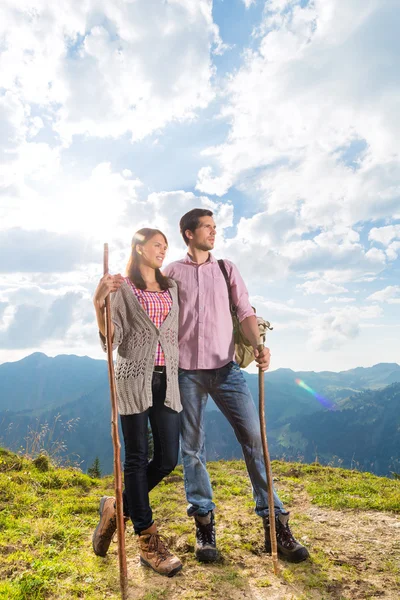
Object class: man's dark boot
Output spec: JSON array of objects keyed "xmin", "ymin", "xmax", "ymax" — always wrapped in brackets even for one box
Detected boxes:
[
  {"xmin": 194, "ymin": 511, "xmax": 218, "ymax": 562},
  {"xmin": 263, "ymin": 511, "xmax": 310, "ymax": 563}
]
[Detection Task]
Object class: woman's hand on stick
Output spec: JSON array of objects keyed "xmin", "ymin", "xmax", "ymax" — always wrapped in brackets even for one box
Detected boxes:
[{"xmin": 93, "ymin": 274, "xmax": 124, "ymax": 309}]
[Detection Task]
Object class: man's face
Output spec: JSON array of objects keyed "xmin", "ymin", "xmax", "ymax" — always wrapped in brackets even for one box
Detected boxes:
[{"xmin": 187, "ymin": 216, "xmax": 216, "ymax": 251}]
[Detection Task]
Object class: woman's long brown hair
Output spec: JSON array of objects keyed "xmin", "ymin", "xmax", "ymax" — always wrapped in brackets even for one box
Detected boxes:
[{"xmin": 126, "ymin": 228, "xmax": 172, "ymax": 290}]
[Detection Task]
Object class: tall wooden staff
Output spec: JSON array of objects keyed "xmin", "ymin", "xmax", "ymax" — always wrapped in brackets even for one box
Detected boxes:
[
  {"xmin": 104, "ymin": 243, "xmax": 128, "ymax": 599},
  {"xmin": 258, "ymin": 331, "xmax": 279, "ymax": 576}
]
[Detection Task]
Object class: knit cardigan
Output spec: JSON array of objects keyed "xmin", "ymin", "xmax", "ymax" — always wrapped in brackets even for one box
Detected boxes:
[{"xmin": 100, "ymin": 279, "xmax": 182, "ymax": 415}]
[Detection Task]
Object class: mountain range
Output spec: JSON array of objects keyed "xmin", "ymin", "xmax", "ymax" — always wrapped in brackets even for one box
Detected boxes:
[{"xmin": 0, "ymin": 352, "xmax": 399, "ymax": 476}]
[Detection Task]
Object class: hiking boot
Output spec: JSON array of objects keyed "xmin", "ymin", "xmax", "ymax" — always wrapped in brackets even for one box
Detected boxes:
[
  {"xmin": 194, "ymin": 511, "xmax": 218, "ymax": 562},
  {"xmin": 92, "ymin": 496, "xmax": 128, "ymax": 557},
  {"xmin": 263, "ymin": 511, "xmax": 310, "ymax": 563},
  {"xmin": 138, "ymin": 523, "xmax": 182, "ymax": 577}
]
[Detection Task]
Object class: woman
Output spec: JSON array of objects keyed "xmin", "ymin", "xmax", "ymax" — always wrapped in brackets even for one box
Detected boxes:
[{"xmin": 92, "ymin": 228, "xmax": 182, "ymax": 577}]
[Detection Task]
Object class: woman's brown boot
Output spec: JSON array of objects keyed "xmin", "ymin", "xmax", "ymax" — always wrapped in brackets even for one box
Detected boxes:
[{"xmin": 138, "ymin": 523, "xmax": 182, "ymax": 577}]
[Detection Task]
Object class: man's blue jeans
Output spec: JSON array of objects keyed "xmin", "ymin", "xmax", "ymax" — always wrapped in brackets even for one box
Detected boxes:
[{"xmin": 179, "ymin": 361, "xmax": 285, "ymax": 518}]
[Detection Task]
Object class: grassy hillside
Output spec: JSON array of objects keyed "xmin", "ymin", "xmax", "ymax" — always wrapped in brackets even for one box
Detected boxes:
[
  {"xmin": 274, "ymin": 383, "xmax": 400, "ymax": 475},
  {"xmin": 1, "ymin": 448, "xmax": 399, "ymax": 599}
]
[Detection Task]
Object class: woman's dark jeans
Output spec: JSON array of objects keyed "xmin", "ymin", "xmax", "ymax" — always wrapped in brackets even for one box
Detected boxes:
[{"xmin": 120, "ymin": 371, "xmax": 180, "ymax": 534}]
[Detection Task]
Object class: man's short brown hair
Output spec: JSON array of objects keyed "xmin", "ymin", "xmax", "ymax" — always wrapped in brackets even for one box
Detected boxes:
[{"xmin": 180, "ymin": 208, "xmax": 214, "ymax": 246}]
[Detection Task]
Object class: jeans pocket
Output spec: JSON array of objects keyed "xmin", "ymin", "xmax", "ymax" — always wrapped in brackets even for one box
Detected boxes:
[{"xmin": 221, "ymin": 360, "xmax": 240, "ymax": 373}]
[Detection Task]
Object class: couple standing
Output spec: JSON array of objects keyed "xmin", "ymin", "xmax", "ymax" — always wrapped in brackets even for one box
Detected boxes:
[{"xmin": 92, "ymin": 208, "xmax": 309, "ymax": 577}]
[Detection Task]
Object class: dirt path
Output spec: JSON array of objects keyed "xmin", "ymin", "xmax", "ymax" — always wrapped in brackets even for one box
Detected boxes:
[{"xmin": 114, "ymin": 498, "xmax": 400, "ymax": 600}]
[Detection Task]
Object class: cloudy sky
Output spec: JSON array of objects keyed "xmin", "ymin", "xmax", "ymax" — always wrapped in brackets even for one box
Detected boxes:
[{"xmin": 1, "ymin": 0, "xmax": 399, "ymax": 372}]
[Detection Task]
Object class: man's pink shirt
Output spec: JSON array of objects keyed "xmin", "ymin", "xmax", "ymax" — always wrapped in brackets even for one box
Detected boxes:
[{"xmin": 163, "ymin": 253, "xmax": 254, "ymax": 370}]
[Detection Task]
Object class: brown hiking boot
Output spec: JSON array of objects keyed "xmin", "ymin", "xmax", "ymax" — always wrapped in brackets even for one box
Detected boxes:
[
  {"xmin": 194, "ymin": 511, "xmax": 218, "ymax": 562},
  {"xmin": 138, "ymin": 523, "xmax": 182, "ymax": 577},
  {"xmin": 92, "ymin": 496, "xmax": 128, "ymax": 557},
  {"xmin": 263, "ymin": 511, "xmax": 310, "ymax": 563}
]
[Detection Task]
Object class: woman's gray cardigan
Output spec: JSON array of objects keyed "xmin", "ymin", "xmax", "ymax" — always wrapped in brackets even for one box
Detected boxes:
[{"xmin": 100, "ymin": 279, "xmax": 182, "ymax": 415}]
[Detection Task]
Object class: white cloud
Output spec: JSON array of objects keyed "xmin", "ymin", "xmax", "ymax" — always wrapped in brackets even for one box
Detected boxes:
[
  {"xmin": 196, "ymin": 166, "xmax": 233, "ymax": 197},
  {"xmin": 324, "ymin": 297, "xmax": 356, "ymax": 304},
  {"xmin": 367, "ymin": 285, "xmax": 400, "ymax": 304},
  {"xmin": 369, "ymin": 224, "xmax": 400, "ymax": 246},
  {"xmin": 0, "ymin": 0, "xmax": 219, "ymax": 144},
  {"xmin": 308, "ymin": 304, "xmax": 383, "ymax": 352},
  {"xmin": 222, "ymin": 237, "xmax": 290, "ymax": 283},
  {"xmin": 2, "ymin": 160, "xmax": 144, "ymax": 244},
  {"xmin": 386, "ymin": 241, "xmax": 400, "ymax": 262},
  {"xmin": 0, "ymin": 268, "xmax": 102, "ymax": 355},
  {"xmin": 196, "ymin": 0, "xmax": 400, "ymax": 284},
  {"xmin": 0, "ymin": 1, "xmax": 224, "ymax": 247},
  {"xmin": 364, "ymin": 247, "xmax": 387, "ymax": 265},
  {"xmin": 309, "ymin": 311, "xmax": 360, "ymax": 352},
  {"xmin": 250, "ymin": 295, "xmax": 313, "ymax": 327},
  {"xmin": 298, "ymin": 280, "xmax": 348, "ymax": 295},
  {"xmin": 236, "ymin": 210, "xmax": 297, "ymax": 246},
  {"xmin": 247, "ymin": 292, "xmax": 384, "ymax": 354},
  {"xmin": 0, "ymin": 229, "xmax": 98, "ymax": 273},
  {"xmin": 230, "ymin": 220, "xmax": 388, "ymax": 283},
  {"xmin": 0, "ymin": 291, "xmax": 83, "ymax": 349}
]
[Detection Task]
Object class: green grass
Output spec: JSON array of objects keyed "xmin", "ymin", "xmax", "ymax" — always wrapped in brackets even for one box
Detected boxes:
[
  {"xmin": 142, "ymin": 591, "xmax": 168, "ymax": 600},
  {"xmin": 0, "ymin": 449, "xmax": 120, "ymax": 599},
  {"xmin": 273, "ymin": 461, "xmax": 400, "ymax": 512},
  {"xmin": 1, "ymin": 448, "xmax": 399, "ymax": 599}
]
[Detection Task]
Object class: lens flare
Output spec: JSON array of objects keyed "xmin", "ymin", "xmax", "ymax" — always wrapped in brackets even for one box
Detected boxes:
[{"xmin": 295, "ymin": 379, "xmax": 336, "ymax": 410}]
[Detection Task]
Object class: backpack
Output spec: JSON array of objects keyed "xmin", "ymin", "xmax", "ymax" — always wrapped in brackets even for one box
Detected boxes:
[{"xmin": 218, "ymin": 260, "xmax": 272, "ymax": 368}]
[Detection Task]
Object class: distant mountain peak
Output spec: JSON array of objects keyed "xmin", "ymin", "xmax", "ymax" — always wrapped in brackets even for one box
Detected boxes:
[
  {"xmin": 24, "ymin": 352, "xmax": 48, "ymax": 360},
  {"xmin": 369, "ymin": 362, "xmax": 400, "ymax": 369},
  {"xmin": 6, "ymin": 352, "xmax": 49, "ymax": 366},
  {"xmin": 339, "ymin": 363, "xmax": 400, "ymax": 375}
]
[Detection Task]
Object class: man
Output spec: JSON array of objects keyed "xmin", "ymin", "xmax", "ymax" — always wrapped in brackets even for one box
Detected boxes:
[{"xmin": 163, "ymin": 208, "xmax": 309, "ymax": 564}]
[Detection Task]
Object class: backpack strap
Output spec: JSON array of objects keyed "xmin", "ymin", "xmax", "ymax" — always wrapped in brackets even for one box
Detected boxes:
[{"xmin": 217, "ymin": 260, "xmax": 237, "ymax": 317}]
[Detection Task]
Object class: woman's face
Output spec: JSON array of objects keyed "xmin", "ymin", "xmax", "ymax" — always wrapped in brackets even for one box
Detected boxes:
[{"xmin": 137, "ymin": 233, "xmax": 168, "ymax": 269}]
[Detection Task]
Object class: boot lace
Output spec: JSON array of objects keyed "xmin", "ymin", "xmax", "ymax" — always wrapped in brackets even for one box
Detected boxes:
[
  {"xmin": 146, "ymin": 533, "xmax": 173, "ymax": 566},
  {"xmin": 196, "ymin": 519, "xmax": 216, "ymax": 547},
  {"xmin": 102, "ymin": 515, "xmax": 116, "ymax": 542},
  {"xmin": 277, "ymin": 520, "xmax": 297, "ymax": 550}
]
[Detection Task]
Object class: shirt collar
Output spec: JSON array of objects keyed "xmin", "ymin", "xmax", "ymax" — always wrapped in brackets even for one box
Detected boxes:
[{"xmin": 183, "ymin": 252, "xmax": 217, "ymax": 265}]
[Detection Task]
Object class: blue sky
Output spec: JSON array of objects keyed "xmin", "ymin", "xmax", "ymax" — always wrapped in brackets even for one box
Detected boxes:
[{"xmin": 0, "ymin": 0, "xmax": 399, "ymax": 371}]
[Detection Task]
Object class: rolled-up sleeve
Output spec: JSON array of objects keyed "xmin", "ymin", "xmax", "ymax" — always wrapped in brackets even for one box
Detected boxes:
[
  {"xmin": 226, "ymin": 261, "xmax": 255, "ymax": 323},
  {"xmin": 99, "ymin": 289, "xmax": 126, "ymax": 352}
]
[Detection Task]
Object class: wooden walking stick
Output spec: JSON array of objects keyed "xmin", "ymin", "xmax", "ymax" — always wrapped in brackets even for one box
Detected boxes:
[
  {"xmin": 103, "ymin": 243, "xmax": 129, "ymax": 599},
  {"xmin": 258, "ymin": 331, "xmax": 280, "ymax": 576}
]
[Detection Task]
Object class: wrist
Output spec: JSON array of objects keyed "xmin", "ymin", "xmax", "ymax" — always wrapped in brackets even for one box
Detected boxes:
[{"xmin": 94, "ymin": 298, "xmax": 105, "ymax": 310}]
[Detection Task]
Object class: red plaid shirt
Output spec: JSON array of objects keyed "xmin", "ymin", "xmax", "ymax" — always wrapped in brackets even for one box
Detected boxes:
[{"xmin": 125, "ymin": 278, "xmax": 172, "ymax": 366}]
